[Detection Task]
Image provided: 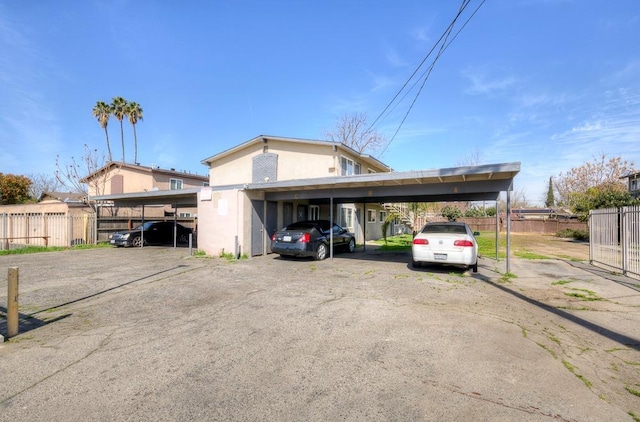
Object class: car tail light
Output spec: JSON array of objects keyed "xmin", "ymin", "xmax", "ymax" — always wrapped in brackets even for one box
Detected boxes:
[
  {"xmin": 271, "ymin": 233, "xmax": 277, "ymax": 241},
  {"xmin": 413, "ymin": 238, "xmax": 428, "ymax": 245},
  {"xmin": 299, "ymin": 233, "xmax": 311, "ymax": 243},
  {"xmin": 454, "ymin": 239, "xmax": 474, "ymax": 247}
]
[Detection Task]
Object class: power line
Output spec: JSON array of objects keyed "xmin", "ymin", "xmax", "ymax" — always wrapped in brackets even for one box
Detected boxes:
[{"xmin": 374, "ymin": 0, "xmax": 487, "ymax": 157}]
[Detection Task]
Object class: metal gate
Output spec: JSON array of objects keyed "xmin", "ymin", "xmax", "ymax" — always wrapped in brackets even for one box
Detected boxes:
[{"xmin": 590, "ymin": 205, "xmax": 640, "ymax": 280}]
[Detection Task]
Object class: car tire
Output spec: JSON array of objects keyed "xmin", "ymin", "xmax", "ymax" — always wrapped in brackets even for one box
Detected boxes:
[
  {"xmin": 315, "ymin": 243, "xmax": 328, "ymax": 260},
  {"xmin": 347, "ymin": 238, "xmax": 356, "ymax": 253},
  {"xmin": 411, "ymin": 258, "xmax": 421, "ymax": 268},
  {"xmin": 132, "ymin": 236, "xmax": 143, "ymax": 247},
  {"xmin": 472, "ymin": 261, "xmax": 478, "ymax": 273}
]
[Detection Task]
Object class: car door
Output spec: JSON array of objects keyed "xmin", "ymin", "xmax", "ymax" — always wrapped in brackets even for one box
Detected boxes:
[{"xmin": 332, "ymin": 224, "xmax": 346, "ymax": 248}]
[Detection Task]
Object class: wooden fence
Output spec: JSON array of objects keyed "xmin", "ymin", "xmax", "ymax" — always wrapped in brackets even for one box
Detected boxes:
[{"xmin": 0, "ymin": 213, "xmax": 96, "ymax": 249}]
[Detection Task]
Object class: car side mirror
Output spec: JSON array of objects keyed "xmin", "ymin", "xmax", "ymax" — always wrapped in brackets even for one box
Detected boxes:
[{"xmin": 473, "ymin": 231, "xmax": 480, "ymax": 236}]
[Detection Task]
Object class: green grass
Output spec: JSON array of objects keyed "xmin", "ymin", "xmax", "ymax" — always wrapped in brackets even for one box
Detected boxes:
[
  {"xmin": 0, "ymin": 242, "xmax": 111, "ymax": 256},
  {"xmin": 564, "ymin": 288, "xmax": 602, "ymax": 301},
  {"xmin": 372, "ymin": 234, "xmax": 413, "ymax": 251}
]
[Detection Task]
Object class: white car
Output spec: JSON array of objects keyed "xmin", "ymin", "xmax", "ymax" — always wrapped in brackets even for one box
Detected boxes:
[{"xmin": 411, "ymin": 222, "xmax": 479, "ymax": 272}]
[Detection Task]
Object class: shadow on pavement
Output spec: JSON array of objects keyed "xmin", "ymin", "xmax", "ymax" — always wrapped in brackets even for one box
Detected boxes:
[{"xmin": 475, "ymin": 272, "xmax": 640, "ymax": 351}]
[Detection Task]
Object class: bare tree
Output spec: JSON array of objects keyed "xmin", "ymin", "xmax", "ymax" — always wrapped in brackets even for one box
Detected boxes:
[
  {"xmin": 455, "ymin": 148, "xmax": 483, "ymax": 167},
  {"xmin": 27, "ymin": 173, "xmax": 63, "ymax": 200},
  {"xmin": 324, "ymin": 112, "xmax": 387, "ymax": 154},
  {"xmin": 55, "ymin": 145, "xmax": 114, "ymax": 196}
]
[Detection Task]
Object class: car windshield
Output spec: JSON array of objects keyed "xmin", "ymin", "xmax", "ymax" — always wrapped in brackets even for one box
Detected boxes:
[
  {"xmin": 133, "ymin": 222, "xmax": 156, "ymax": 231},
  {"xmin": 421, "ymin": 224, "xmax": 466, "ymax": 234}
]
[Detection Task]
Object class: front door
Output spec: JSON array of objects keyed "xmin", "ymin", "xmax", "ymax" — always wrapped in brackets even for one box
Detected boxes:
[{"xmin": 251, "ymin": 200, "xmax": 264, "ymax": 256}]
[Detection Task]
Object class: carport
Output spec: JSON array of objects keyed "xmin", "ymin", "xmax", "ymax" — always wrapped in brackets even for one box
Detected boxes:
[
  {"xmin": 90, "ymin": 162, "xmax": 520, "ymax": 271},
  {"xmin": 91, "ymin": 188, "xmax": 200, "ymax": 248},
  {"xmin": 245, "ymin": 162, "xmax": 520, "ymax": 272}
]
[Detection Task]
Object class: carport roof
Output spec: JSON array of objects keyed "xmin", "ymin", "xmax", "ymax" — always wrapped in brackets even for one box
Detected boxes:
[
  {"xmin": 89, "ymin": 162, "xmax": 520, "ymax": 206},
  {"xmin": 251, "ymin": 162, "xmax": 521, "ymax": 204}
]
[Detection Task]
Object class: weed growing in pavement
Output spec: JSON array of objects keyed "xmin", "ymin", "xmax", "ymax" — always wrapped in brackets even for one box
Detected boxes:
[
  {"xmin": 625, "ymin": 385, "xmax": 640, "ymax": 397},
  {"xmin": 218, "ymin": 251, "xmax": 248, "ymax": 261},
  {"xmin": 193, "ymin": 250, "xmax": 208, "ymax": 257},
  {"xmin": 552, "ymin": 279, "xmax": 573, "ymax": 285},
  {"xmin": 499, "ymin": 272, "xmax": 517, "ymax": 283},
  {"xmin": 520, "ymin": 326, "xmax": 528, "ymax": 338},
  {"xmin": 536, "ymin": 342, "xmax": 558, "ymax": 359},
  {"xmin": 564, "ymin": 288, "xmax": 603, "ymax": 301},
  {"xmin": 628, "ymin": 411, "xmax": 640, "ymax": 422},
  {"xmin": 562, "ymin": 360, "xmax": 592, "ymax": 388}
]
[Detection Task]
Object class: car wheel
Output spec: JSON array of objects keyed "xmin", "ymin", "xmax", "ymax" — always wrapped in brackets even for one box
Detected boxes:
[
  {"xmin": 472, "ymin": 261, "xmax": 478, "ymax": 273},
  {"xmin": 411, "ymin": 258, "xmax": 421, "ymax": 268},
  {"xmin": 347, "ymin": 238, "xmax": 356, "ymax": 253},
  {"xmin": 315, "ymin": 243, "xmax": 328, "ymax": 260},
  {"xmin": 132, "ymin": 236, "xmax": 143, "ymax": 247}
]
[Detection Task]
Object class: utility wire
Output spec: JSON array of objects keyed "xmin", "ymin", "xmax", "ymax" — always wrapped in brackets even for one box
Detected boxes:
[{"xmin": 374, "ymin": 0, "xmax": 487, "ymax": 157}]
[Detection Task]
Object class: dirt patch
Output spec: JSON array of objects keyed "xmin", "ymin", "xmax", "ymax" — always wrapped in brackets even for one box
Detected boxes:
[{"xmin": 500, "ymin": 232, "xmax": 589, "ymax": 261}]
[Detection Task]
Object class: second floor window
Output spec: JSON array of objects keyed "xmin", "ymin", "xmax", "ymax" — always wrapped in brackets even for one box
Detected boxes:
[
  {"xmin": 170, "ymin": 178, "xmax": 183, "ymax": 190},
  {"xmin": 340, "ymin": 157, "xmax": 361, "ymax": 176}
]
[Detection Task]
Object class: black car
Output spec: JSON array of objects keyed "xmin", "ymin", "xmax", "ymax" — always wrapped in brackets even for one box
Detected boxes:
[
  {"xmin": 270, "ymin": 220, "xmax": 356, "ymax": 260},
  {"xmin": 110, "ymin": 221, "xmax": 193, "ymax": 247}
]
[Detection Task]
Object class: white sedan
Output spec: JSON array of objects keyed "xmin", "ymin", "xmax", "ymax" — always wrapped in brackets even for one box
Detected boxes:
[{"xmin": 411, "ymin": 222, "xmax": 479, "ymax": 272}]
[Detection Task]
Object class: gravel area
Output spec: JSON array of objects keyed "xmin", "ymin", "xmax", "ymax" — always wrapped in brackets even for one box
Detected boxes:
[{"xmin": 1, "ymin": 246, "xmax": 639, "ymax": 421}]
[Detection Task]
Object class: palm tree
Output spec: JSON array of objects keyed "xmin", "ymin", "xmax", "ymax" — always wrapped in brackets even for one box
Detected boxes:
[
  {"xmin": 92, "ymin": 101, "xmax": 113, "ymax": 161},
  {"xmin": 111, "ymin": 97, "xmax": 128, "ymax": 162},
  {"xmin": 126, "ymin": 102, "xmax": 143, "ymax": 164}
]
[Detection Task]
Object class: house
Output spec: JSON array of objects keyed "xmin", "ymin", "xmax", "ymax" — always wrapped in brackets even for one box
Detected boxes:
[
  {"xmin": 91, "ymin": 135, "xmax": 520, "ymax": 261},
  {"xmin": 621, "ymin": 171, "xmax": 640, "ymax": 198},
  {"xmin": 80, "ymin": 162, "xmax": 209, "ymax": 218},
  {"xmin": 197, "ymin": 135, "xmax": 394, "ymax": 256}
]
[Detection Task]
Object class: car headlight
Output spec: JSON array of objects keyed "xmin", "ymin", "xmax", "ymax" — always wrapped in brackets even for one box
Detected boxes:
[{"xmin": 122, "ymin": 233, "xmax": 131, "ymax": 240}]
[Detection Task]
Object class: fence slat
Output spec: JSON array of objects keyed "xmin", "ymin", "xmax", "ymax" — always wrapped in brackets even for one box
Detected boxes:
[{"xmin": 590, "ymin": 205, "xmax": 640, "ymax": 280}]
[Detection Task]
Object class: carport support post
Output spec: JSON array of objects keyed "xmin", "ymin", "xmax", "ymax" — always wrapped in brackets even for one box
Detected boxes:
[
  {"xmin": 141, "ymin": 205, "xmax": 145, "ymax": 247},
  {"xmin": 330, "ymin": 195, "xmax": 334, "ymax": 261},
  {"xmin": 7, "ymin": 267, "xmax": 19, "ymax": 338},
  {"xmin": 506, "ymin": 189, "xmax": 512, "ymax": 274}
]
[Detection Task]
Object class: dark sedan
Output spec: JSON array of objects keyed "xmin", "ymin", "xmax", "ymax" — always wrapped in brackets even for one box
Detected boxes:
[
  {"xmin": 110, "ymin": 221, "xmax": 193, "ymax": 247},
  {"xmin": 271, "ymin": 220, "xmax": 356, "ymax": 260}
]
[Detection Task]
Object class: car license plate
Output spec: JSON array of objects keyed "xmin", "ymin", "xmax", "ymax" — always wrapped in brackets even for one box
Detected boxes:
[
  {"xmin": 283, "ymin": 235, "xmax": 292, "ymax": 242},
  {"xmin": 110, "ymin": 240, "xmax": 115, "ymax": 244},
  {"xmin": 434, "ymin": 253, "xmax": 447, "ymax": 260}
]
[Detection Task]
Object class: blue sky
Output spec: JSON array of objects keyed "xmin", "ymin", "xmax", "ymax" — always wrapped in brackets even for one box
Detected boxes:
[{"xmin": 1, "ymin": 0, "xmax": 639, "ymax": 205}]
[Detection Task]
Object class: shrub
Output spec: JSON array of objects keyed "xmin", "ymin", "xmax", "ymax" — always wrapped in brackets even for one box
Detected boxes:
[{"xmin": 556, "ymin": 229, "xmax": 589, "ymax": 241}]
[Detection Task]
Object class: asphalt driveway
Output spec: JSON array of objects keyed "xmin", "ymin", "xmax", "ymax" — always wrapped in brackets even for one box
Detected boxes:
[{"xmin": 1, "ymin": 247, "xmax": 639, "ymax": 421}]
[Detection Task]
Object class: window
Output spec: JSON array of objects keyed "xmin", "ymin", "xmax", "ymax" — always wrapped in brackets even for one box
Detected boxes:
[
  {"xmin": 367, "ymin": 209, "xmax": 376, "ymax": 223},
  {"xmin": 379, "ymin": 211, "xmax": 387, "ymax": 223},
  {"xmin": 340, "ymin": 157, "xmax": 361, "ymax": 176},
  {"xmin": 203, "ymin": 182, "xmax": 209, "ymax": 187},
  {"xmin": 178, "ymin": 212, "xmax": 192, "ymax": 217},
  {"xmin": 170, "ymin": 178, "xmax": 183, "ymax": 190},
  {"xmin": 341, "ymin": 207, "xmax": 354, "ymax": 230},
  {"xmin": 310, "ymin": 205, "xmax": 320, "ymax": 220}
]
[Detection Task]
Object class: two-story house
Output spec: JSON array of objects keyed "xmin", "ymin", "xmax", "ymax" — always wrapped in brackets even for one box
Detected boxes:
[
  {"xmin": 81, "ymin": 162, "xmax": 209, "ymax": 218},
  {"xmin": 621, "ymin": 171, "xmax": 640, "ymax": 198},
  {"xmin": 197, "ymin": 135, "xmax": 393, "ymax": 256}
]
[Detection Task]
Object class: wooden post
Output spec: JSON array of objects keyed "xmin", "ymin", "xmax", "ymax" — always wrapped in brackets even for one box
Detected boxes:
[{"xmin": 7, "ymin": 267, "xmax": 19, "ymax": 338}]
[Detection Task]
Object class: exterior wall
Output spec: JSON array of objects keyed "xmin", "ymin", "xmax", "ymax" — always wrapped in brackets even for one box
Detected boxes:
[
  {"xmin": 197, "ymin": 188, "xmax": 255, "ymax": 257},
  {"xmin": 208, "ymin": 139, "xmax": 390, "ymax": 186},
  {"xmin": 0, "ymin": 202, "xmax": 93, "ymax": 216}
]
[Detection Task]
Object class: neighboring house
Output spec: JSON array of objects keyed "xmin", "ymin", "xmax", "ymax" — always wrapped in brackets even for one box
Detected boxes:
[
  {"xmin": 198, "ymin": 135, "xmax": 394, "ymax": 255},
  {"xmin": 511, "ymin": 207, "xmax": 576, "ymax": 220},
  {"xmin": 621, "ymin": 171, "xmax": 640, "ymax": 198},
  {"xmin": 81, "ymin": 162, "xmax": 209, "ymax": 217}
]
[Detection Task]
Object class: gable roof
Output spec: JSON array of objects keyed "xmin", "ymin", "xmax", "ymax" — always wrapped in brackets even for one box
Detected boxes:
[
  {"xmin": 39, "ymin": 191, "xmax": 86, "ymax": 203},
  {"xmin": 200, "ymin": 135, "xmax": 392, "ymax": 171},
  {"xmin": 79, "ymin": 161, "xmax": 208, "ymax": 183}
]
